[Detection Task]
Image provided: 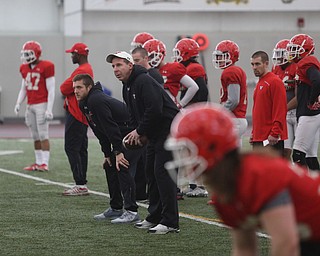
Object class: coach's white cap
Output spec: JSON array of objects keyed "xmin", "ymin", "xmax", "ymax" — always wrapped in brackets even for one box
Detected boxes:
[{"xmin": 106, "ymin": 51, "xmax": 134, "ymax": 64}]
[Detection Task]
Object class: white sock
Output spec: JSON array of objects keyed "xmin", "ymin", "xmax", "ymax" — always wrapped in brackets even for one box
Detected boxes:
[
  {"xmin": 42, "ymin": 150, "xmax": 50, "ymax": 166},
  {"xmin": 35, "ymin": 150, "xmax": 42, "ymax": 165}
]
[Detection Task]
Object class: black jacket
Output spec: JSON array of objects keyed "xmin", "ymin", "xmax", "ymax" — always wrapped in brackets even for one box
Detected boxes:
[
  {"xmin": 122, "ymin": 65, "xmax": 179, "ymax": 139},
  {"xmin": 79, "ymin": 82, "xmax": 132, "ymax": 157}
]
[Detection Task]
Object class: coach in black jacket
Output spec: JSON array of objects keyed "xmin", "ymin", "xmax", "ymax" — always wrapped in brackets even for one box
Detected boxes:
[
  {"xmin": 107, "ymin": 51, "xmax": 180, "ymax": 234},
  {"xmin": 73, "ymin": 73, "xmax": 143, "ymax": 224}
]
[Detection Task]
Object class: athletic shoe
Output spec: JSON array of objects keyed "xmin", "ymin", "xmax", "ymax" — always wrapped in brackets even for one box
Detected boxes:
[
  {"xmin": 177, "ymin": 192, "xmax": 184, "ymax": 200},
  {"xmin": 111, "ymin": 210, "xmax": 140, "ymax": 224},
  {"xmin": 186, "ymin": 187, "xmax": 209, "ymax": 197},
  {"xmin": 134, "ymin": 219, "xmax": 157, "ymax": 229},
  {"xmin": 63, "ymin": 185, "xmax": 89, "ymax": 196},
  {"xmin": 148, "ymin": 224, "xmax": 180, "ymax": 234},
  {"xmin": 207, "ymin": 199, "xmax": 215, "ymax": 205},
  {"xmin": 94, "ymin": 208, "xmax": 123, "ymax": 221},
  {"xmin": 23, "ymin": 163, "xmax": 39, "ymax": 171},
  {"xmin": 37, "ymin": 164, "xmax": 49, "ymax": 172}
]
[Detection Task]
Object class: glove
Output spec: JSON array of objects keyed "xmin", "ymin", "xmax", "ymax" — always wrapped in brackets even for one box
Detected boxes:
[
  {"xmin": 45, "ymin": 110, "xmax": 53, "ymax": 121},
  {"xmin": 14, "ymin": 104, "xmax": 20, "ymax": 115},
  {"xmin": 307, "ymin": 102, "xmax": 320, "ymax": 111}
]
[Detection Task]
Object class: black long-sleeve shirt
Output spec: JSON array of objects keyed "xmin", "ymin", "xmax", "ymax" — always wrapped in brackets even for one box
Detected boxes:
[
  {"xmin": 122, "ymin": 65, "xmax": 179, "ymax": 139},
  {"xmin": 79, "ymin": 82, "xmax": 132, "ymax": 157}
]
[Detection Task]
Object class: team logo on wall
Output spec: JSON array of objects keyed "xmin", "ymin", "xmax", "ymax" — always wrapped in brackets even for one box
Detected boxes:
[
  {"xmin": 207, "ymin": 0, "xmax": 249, "ymax": 4},
  {"xmin": 144, "ymin": 0, "xmax": 180, "ymax": 4}
]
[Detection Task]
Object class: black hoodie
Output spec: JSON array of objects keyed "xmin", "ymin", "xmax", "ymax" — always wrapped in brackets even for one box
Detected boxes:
[
  {"xmin": 79, "ymin": 82, "xmax": 132, "ymax": 157},
  {"xmin": 122, "ymin": 65, "xmax": 179, "ymax": 139}
]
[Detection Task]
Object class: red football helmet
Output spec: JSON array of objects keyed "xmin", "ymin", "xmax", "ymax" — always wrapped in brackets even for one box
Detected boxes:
[
  {"xmin": 212, "ymin": 40, "xmax": 240, "ymax": 69},
  {"xmin": 172, "ymin": 38, "xmax": 200, "ymax": 62},
  {"xmin": 165, "ymin": 103, "xmax": 238, "ymax": 181},
  {"xmin": 142, "ymin": 39, "xmax": 166, "ymax": 68},
  {"xmin": 287, "ymin": 34, "xmax": 315, "ymax": 61},
  {"xmin": 272, "ymin": 39, "xmax": 289, "ymax": 66},
  {"xmin": 21, "ymin": 41, "xmax": 42, "ymax": 64},
  {"xmin": 131, "ymin": 32, "xmax": 155, "ymax": 49}
]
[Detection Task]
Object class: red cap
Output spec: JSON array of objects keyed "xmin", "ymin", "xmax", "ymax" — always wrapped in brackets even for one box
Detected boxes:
[{"xmin": 65, "ymin": 43, "xmax": 89, "ymax": 56}]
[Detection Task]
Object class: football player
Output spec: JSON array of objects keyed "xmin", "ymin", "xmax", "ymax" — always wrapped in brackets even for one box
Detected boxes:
[
  {"xmin": 15, "ymin": 41, "xmax": 55, "ymax": 172},
  {"xmin": 143, "ymin": 38, "xmax": 199, "ymax": 109},
  {"xmin": 172, "ymin": 38, "xmax": 209, "ymax": 198},
  {"xmin": 165, "ymin": 103, "xmax": 320, "ymax": 255},
  {"xmin": 288, "ymin": 33, "xmax": 320, "ymax": 171},
  {"xmin": 130, "ymin": 32, "xmax": 154, "ymax": 51},
  {"xmin": 271, "ymin": 39, "xmax": 298, "ymax": 161},
  {"xmin": 212, "ymin": 40, "xmax": 248, "ymax": 147}
]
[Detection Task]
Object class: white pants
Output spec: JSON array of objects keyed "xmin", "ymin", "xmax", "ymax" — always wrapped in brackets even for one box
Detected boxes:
[
  {"xmin": 293, "ymin": 114, "xmax": 320, "ymax": 157},
  {"xmin": 284, "ymin": 109, "xmax": 297, "ymax": 149},
  {"xmin": 25, "ymin": 102, "xmax": 49, "ymax": 141},
  {"xmin": 233, "ymin": 118, "xmax": 248, "ymax": 148}
]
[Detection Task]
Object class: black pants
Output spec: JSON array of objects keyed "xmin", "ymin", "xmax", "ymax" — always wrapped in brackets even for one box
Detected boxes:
[
  {"xmin": 135, "ymin": 147, "xmax": 148, "ymax": 200},
  {"xmin": 252, "ymin": 140, "xmax": 285, "ymax": 157},
  {"xmin": 300, "ymin": 241, "xmax": 320, "ymax": 256},
  {"xmin": 104, "ymin": 148, "xmax": 143, "ymax": 212},
  {"xmin": 64, "ymin": 112, "xmax": 88, "ymax": 185},
  {"xmin": 144, "ymin": 133, "xmax": 179, "ymax": 229}
]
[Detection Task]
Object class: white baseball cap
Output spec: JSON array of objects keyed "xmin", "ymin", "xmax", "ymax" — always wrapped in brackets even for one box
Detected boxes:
[{"xmin": 106, "ymin": 51, "xmax": 134, "ymax": 64}]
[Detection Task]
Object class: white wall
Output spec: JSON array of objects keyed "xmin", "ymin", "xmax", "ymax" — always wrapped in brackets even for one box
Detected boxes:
[{"xmin": 0, "ymin": 0, "xmax": 319, "ymax": 122}]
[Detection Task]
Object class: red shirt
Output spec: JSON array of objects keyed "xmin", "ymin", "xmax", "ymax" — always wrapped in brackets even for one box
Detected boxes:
[
  {"xmin": 252, "ymin": 72, "xmax": 288, "ymax": 140},
  {"xmin": 20, "ymin": 60, "xmax": 55, "ymax": 105},
  {"xmin": 159, "ymin": 62, "xmax": 186, "ymax": 97},
  {"xmin": 220, "ymin": 65, "xmax": 247, "ymax": 118},
  {"xmin": 296, "ymin": 55, "xmax": 320, "ymax": 86},
  {"xmin": 213, "ymin": 153, "xmax": 320, "ymax": 241},
  {"xmin": 272, "ymin": 63, "xmax": 297, "ymax": 90},
  {"xmin": 185, "ymin": 62, "xmax": 206, "ymax": 82},
  {"xmin": 60, "ymin": 63, "xmax": 94, "ymax": 125}
]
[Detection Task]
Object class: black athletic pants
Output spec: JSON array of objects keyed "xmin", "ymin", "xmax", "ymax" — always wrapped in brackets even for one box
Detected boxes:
[
  {"xmin": 64, "ymin": 111, "xmax": 88, "ymax": 185},
  {"xmin": 144, "ymin": 131, "xmax": 179, "ymax": 229}
]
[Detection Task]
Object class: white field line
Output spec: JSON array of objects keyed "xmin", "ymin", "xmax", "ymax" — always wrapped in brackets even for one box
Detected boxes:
[
  {"xmin": 0, "ymin": 167, "xmax": 269, "ymax": 239},
  {"xmin": 0, "ymin": 150, "xmax": 24, "ymax": 156}
]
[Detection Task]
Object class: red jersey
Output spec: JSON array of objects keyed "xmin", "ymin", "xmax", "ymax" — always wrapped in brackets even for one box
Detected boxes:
[
  {"xmin": 295, "ymin": 56, "xmax": 320, "ymax": 118},
  {"xmin": 272, "ymin": 63, "xmax": 297, "ymax": 104},
  {"xmin": 220, "ymin": 66, "xmax": 247, "ymax": 118},
  {"xmin": 213, "ymin": 153, "xmax": 320, "ymax": 241},
  {"xmin": 20, "ymin": 60, "xmax": 55, "ymax": 105},
  {"xmin": 252, "ymin": 72, "xmax": 288, "ymax": 141},
  {"xmin": 60, "ymin": 63, "xmax": 94, "ymax": 125},
  {"xmin": 159, "ymin": 62, "xmax": 186, "ymax": 97},
  {"xmin": 185, "ymin": 62, "xmax": 206, "ymax": 82}
]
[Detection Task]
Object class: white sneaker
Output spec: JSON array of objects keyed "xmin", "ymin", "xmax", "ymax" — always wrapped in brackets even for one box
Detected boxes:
[
  {"xmin": 186, "ymin": 187, "xmax": 208, "ymax": 197},
  {"xmin": 148, "ymin": 224, "xmax": 180, "ymax": 234},
  {"xmin": 63, "ymin": 185, "xmax": 89, "ymax": 196},
  {"xmin": 94, "ymin": 208, "xmax": 123, "ymax": 221},
  {"xmin": 111, "ymin": 210, "xmax": 140, "ymax": 224},
  {"xmin": 134, "ymin": 219, "xmax": 157, "ymax": 229}
]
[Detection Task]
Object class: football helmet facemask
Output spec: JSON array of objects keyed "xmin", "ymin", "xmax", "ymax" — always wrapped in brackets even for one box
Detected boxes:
[
  {"xmin": 130, "ymin": 32, "xmax": 155, "ymax": 49},
  {"xmin": 272, "ymin": 39, "xmax": 289, "ymax": 66},
  {"xmin": 143, "ymin": 39, "xmax": 166, "ymax": 68},
  {"xmin": 287, "ymin": 34, "xmax": 315, "ymax": 61},
  {"xmin": 165, "ymin": 103, "xmax": 239, "ymax": 181},
  {"xmin": 212, "ymin": 40, "xmax": 239, "ymax": 69},
  {"xmin": 21, "ymin": 41, "xmax": 42, "ymax": 64},
  {"xmin": 172, "ymin": 38, "xmax": 200, "ymax": 63}
]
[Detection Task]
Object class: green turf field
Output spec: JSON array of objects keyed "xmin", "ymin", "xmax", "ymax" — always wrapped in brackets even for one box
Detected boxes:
[{"xmin": 0, "ymin": 138, "xmax": 270, "ymax": 256}]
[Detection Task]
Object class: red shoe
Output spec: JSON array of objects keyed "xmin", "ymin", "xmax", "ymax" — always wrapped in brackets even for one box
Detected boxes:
[
  {"xmin": 23, "ymin": 164, "xmax": 39, "ymax": 171},
  {"xmin": 37, "ymin": 164, "xmax": 49, "ymax": 172}
]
